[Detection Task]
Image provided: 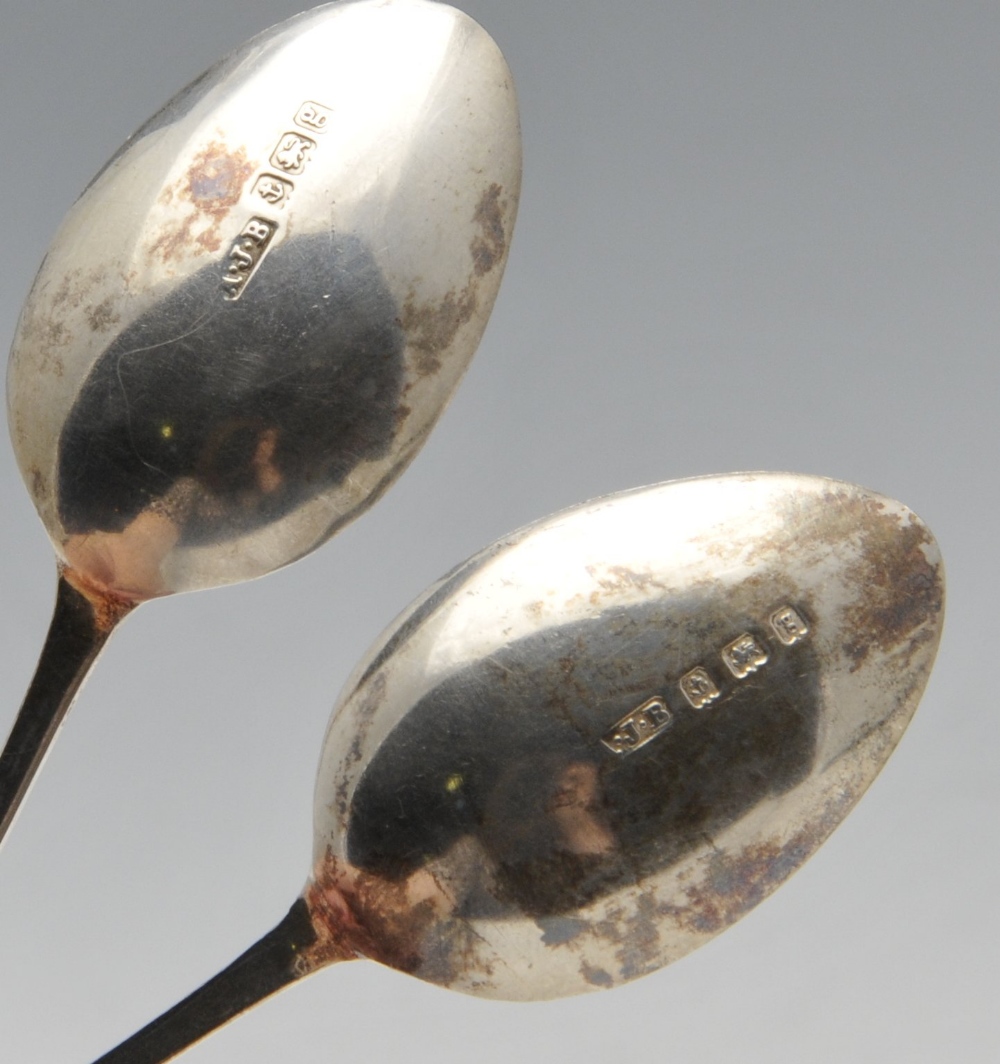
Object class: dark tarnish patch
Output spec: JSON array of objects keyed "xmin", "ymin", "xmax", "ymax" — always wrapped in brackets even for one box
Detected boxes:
[
  {"xmin": 398, "ymin": 284, "xmax": 477, "ymax": 377},
  {"xmin": 613, "ymin": 893, "xmax": 662, "ymax": 980},
  {"xmin": 587, "ymin": 892, "xmax": 664, "ymax": 983},
  {"xmin": 840, "ymin": 507, "xmax": 943, "ymax": 671},
  {"xmin": 470, "ymin": 183, "xmax": 507, "ymax": 277},
  {"xmin": 677, "ymin": 796, "xmax": 851, "ymax": 937},
  {"xmin": 536, "ymin": 915, "xmax": 589, "ymax": 946},
  {"xmin": 580, "ymin": 961, "xmax": 614, "ymax": 988},
  {"xmin": 726, "ymin": 488, "xmax": 942, "ymax": 671},
  {"xmin": 335, "ymin": 674, "xmax": 388, "ymax": 822},
  {"xmin": 398, "ymin": 183, "xmax": 509, "ymax": 376},
  {"xmin": 151, "ymin": 141, "xmax": 255, "ymax": 263},
  {"xmin": 28, "ymin": 466, "xmax": 47, "ymax": 508}
]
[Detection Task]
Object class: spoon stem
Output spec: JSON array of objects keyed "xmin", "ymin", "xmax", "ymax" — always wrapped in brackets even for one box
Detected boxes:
[
  {"xmin": 0, "ymin": 571, "xmax": 131, "ymax": 847},
  {"xmin": 92, "ymin": 898, "xmax": 323, "ymax": 1064}
]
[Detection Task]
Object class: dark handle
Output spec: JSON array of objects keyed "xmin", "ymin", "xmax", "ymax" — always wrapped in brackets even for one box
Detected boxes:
[
  {"xmin": 92, "ymin": 899, "xmax": 325, "ymax": 1064},
  {"xmin": 0, "ymin": 572, "xmax": 130, "ymax": 847}
]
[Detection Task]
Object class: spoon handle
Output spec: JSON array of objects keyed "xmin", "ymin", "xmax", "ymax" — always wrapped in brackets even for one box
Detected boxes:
[
  {"xmin": 92, "ymin": 899, "xmax": 326, "ymax": 1064},
  {"xmin": 0, "ymin": 571, "xmax": 130, "ymax": 846}
]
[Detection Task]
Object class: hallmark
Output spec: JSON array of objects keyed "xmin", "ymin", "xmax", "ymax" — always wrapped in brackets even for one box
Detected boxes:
[
  {"xmin": 271, "ymin": 132, "xmax": 316, "ymax": 175},
  {"xmin": 721, "ymin": 633, "xmax": 769, "ymax": 678},
  {"xmin": 770, "ymin": 606, "xmax": 809, "ymax": 645},
  {"xmin": 221, "ymin": 100, "xmax": 334, "ymax": 298},
  {"xmin": 295, "ymin": 101, "xmax": 333, "ymax": 133},
  {"xmin": 253, "ymin": 173, "xmax": 294, "ymax": 208},
  {"xmin": 680, "ymin": 667, "xmax": 720, "ymax": 710},
  {"xmin": 221, "ymin": 217, "xmax": 277, "ymax": 301},
  {"xmin": 602, "ymin": 697, "xmax": 673, "ymax": 756},
  {"xmin": 601, "ymin": 605, "xmax": 812, "ymax": 756}
]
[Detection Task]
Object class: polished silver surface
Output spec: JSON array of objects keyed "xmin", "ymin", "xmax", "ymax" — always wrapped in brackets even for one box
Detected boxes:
[
  {"xmin": 7, "ymin": 0, "xmax": 521, "ymax": 602},
  {"xmin": 0, "ymin": 0, "xmax": 519, "ymax": 851},
  {"xmin": 89, "ymin": 472, "xmax": 944, "ymax": 1062},
  {"xmin": 306, "ymin": 473, "xmax": 944, "ymax": 999}
]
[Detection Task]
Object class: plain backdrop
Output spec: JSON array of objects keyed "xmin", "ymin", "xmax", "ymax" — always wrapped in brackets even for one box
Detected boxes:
[{"xmin": 0, "ymin": 1, "xmax": 996, "ymax": 1061}]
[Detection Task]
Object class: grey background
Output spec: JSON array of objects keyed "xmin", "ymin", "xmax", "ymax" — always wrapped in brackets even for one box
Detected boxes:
[{"xmin": 0, "ymin": 1, "xmax": 996, "ymax": 1061}]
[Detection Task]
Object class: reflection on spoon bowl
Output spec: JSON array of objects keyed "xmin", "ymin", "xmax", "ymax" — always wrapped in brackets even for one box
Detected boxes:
[
  {"xmin": 92, "ymin": 473, "xmax": 944, "ymax": 1062},
  {"xmin": 0, "ymin": 0, "xmax": 521, "ymax": 848}
]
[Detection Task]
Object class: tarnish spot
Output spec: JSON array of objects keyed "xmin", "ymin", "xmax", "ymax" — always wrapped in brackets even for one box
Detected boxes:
[
  {"xmin": 85, "ymin": 296, "xmax": 120, "ymax": 333},
  {"xmin": 59, "ymin": 564, "xmax": 139, "ymax": 634},
  {"xmin": 586, "ymin": 564, "xmax": 667, "ymax": 596},
  {"xmin": 398, "ymin": 183, "xmax": 510, "ymax": 376},
  {"xmin": 580, "ymin": 961, "xmax": 614, "ymax": 988},
  {"xmin": 18, "ymin": 267, "xmax": 113, "ymax": 375},
  {"xmin": 586, "ymin": 893, "xmax": 665, "ymax": 984},
  {"xmin": 185, "ymin": 141, "xmax": 255, "ymax": 212},
  {"xmin": 51, "ymin": 266, "xmax": 108, "ymax": 311},
  {"xmin": 704, "ymin": 488, "xmax": 942, "ymax": 672},
  {"xmin": 28, "ymin": 466, "xmax": 46, "ymax": 505},
  {"xmin": 335, "ymin": 674, "xmax": 387, "ymax": 821},
  {"xmin": 470, "ymin": 183, "xmax": 507, "ymax": 277},
  {"xmin": 151, "ymin": 141, "xmax": 255, "ymax": 264},
  {"xmin": 303, "ymin": 849, "xmax": 455, "ymax": 977},
  {"xmin": 840, "ymin": 508, "xmax": 943, "ymax": 671},
  {"xmin": 614, "ymin": 893, "xmax": 662, "ymax": 980},
  {"xmin": 399, "ymin": 284, "xmax": 477, "ymax": 376},
  {"xmin": 678, "ymin": 795, "xmax": 852, "ymax": 936},
  {"xmin": 536, "ymin": 915, "xmax": 589, "ymax": 946}
]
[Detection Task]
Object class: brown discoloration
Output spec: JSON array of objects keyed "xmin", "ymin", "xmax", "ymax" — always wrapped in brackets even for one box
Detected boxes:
[
  {"xmin": 398, "ymin": 183, "xmax": 510, "ymax": 376},
  {"xmin": 586, "ymin": 564, "xmax": 667, "ymax": 596},
  {"xmin": 399, "ymin": 284, "xmax": 477, "ymax": 376},
  {"xmin": 302, "ymin": 849, "xmax": 456, "ymax": 977},
  {"xmin": 50, "ymin": 266, "xmax": 108, "ymax": 312},
  {"xmin": 302, "ymin": 839, "xmax": 502, "ymax": 991},
  {"xmin": 839, "ymin": 505, "xmax": 943, "ymax": 670},
  {"xmin": 335, "ymin": 674, "xmax": 387, "ymax": 821},
  {"xmin": 195, "ymin": 227, "xmax": 224, "ymax": 254},
  {"xmin": 59, "ymin": 564, "xmax": 139, "ymax": 634},
  {"xmin": 85, "ymin": 296, "xmax": 120, "ymax": 333},
  {"xmin": 151, "ymin": 141, "xmax": 254, "ymax": 264},
  {"xmin": 150, "ymin": 217, "xmax": 196, "ymax": 264},
  {"xmin": 184, "ymin": 141, "xmax": 254, "ymax": 213},
  {"xmin": 61, "ymin": 504, "xmax": 183, "ymax": 603},
  {"xmin": 470, "ymin": 183, "xmax": 507, "ymax": 277},
  {"xmin": 33, "ymin": 327, "xmax": 67, "ymax": 378},
  {"xmin": 29, "ymin": 467, "xmax": 45, "ymax": 503},
  {"xmin": 703, "ymin": 487, "xmax": 942, "ymax": 672},
  {"xmin": 18, "ymin": 267, "xmax": 112, "ymax": 376}
]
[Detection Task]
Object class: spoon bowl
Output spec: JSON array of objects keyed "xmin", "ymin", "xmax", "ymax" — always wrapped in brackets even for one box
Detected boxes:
[
  {"xmin": 92, "ymin": 473, "xmax": 944, "ymax": 1060},
  {"xmin": 0, "ymin": 0, "xmax": 520, "ymax": 845}
]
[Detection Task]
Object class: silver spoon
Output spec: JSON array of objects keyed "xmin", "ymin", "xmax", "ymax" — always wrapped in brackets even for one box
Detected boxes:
[
  {"xmin": 0, "ymin": 0, "xmax": 521, "ymax": 847},
  {"xmin": 90, "ymin": 472, "xmax": 944, "ymax": 1063}
]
